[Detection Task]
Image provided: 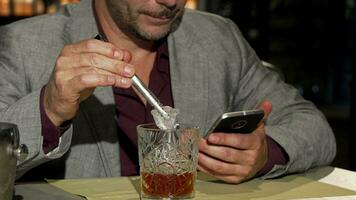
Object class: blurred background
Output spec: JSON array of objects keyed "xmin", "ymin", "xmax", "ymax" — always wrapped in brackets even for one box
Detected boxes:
[{"xmin": 0, "ymin": 0, "xmax": 355, "ymax": 171}]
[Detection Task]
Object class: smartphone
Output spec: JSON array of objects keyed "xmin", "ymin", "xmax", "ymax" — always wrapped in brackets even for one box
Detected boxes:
[{"xmin": 207, "ymin": 109, "xmax": 264, "ymax": 134}]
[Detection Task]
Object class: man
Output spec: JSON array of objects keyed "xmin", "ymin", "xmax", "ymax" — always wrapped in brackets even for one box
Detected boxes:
[{"xmin": 0, "ymin": 0, "xmax": 336, "ymax": 184}]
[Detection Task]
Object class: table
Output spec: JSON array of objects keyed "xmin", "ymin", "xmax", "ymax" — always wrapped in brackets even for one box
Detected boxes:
[
  {"xmin": 298, "ymin": 167, "xmax": 356, "ymax": 200},
  {"xmin": 14, "ymin": 167, "xmax": 356, "ymax": 200}
]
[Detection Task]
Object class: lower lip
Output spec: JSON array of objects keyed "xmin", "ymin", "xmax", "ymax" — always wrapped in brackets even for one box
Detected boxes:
[{"xmin": 145, "ymin": 15, "xmax": 172, "ymax": 25}]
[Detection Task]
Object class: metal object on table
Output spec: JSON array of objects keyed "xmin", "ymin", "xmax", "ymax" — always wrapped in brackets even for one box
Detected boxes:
[
  {"xmin": 15, "ymin": 183, "xmax": 84, "ymax": 200},
  {"xmin": 0, "ymin": 122, "xmax": 28, "ymax": 200}
]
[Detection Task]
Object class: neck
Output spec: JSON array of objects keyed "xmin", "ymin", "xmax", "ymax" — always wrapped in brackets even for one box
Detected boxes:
[{"xmin": 94, "ymin": 0, "xmax": 157, "ymax": 54}]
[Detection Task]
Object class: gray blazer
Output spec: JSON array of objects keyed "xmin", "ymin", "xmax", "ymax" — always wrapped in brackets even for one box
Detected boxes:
[{"xmin": 0, "ymin": 0, "xmax": 336, "ymax": 179}]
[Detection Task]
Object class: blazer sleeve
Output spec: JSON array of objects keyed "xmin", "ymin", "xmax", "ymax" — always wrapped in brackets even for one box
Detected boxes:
[
  {"xmin": 0, "ymin": 25, "xmax": 73, "ymax": 179},
  {"xmin": 223, "ymin": 19, "xmax": 337, "ymax": 178}
]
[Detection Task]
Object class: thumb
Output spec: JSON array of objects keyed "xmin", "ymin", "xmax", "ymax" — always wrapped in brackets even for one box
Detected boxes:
[
  {"xmin": 258, "ymin": 100, "xmax": 272, "ymax": 124},
  {"xmin": 122, "ymin": 49, "xmax": 132, "ymax": 63}
]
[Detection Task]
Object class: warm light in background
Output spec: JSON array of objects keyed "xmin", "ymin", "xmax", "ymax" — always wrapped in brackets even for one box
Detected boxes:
[
  {"xmin": 59, "ymin": 0, "xmax": 80, "ymax": 5},
  {"xmin": 0, "ymin": 0, "xmax": 81, "ymax": 16},
  {"xmin": 185, "ymin": 0, "xmax": 198, "ymax": 10},
  {"xmin": 0, "ymin": 0, "xmax": 10, "ymax": 16},
  {"xmin": 0, "ymin": 0, "xmax": 198, "ymax": 17}
]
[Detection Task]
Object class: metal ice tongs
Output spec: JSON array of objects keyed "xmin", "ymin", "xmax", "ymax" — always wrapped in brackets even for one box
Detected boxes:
[
  {"xmin": 95, "ymin": 34, "xmax": 169, "ymax": 119},
  {"xmin": 131, "ymin": 76, "xmax": 169, "ymax": 119}
]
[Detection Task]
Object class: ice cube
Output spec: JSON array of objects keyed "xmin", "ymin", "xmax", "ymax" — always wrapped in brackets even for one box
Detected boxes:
[{"xmin": 151, "ymin": 106, "xmax": 179, "ymax": 130}]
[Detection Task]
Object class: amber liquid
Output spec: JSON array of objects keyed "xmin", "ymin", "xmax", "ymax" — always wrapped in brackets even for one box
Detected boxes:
[{"xmin": 142, "ymin": 172, "xmax": 195, "ymax": 198}]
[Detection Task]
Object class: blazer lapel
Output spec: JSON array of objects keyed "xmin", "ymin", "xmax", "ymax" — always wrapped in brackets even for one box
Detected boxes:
[
  {"xmin": 168, "ymin": 27, "xmax": 210, "ymax": 134},
  {"xmin": 66, "ymin": 0, "xmax": 120, "ymax": 176},
  {"xmin": 79, "ymin": 87, "xmax": 120, "ymax": 176},
  {"xmin": 65, "ymin": 0, "xmax": 99, "ymax": 44}
]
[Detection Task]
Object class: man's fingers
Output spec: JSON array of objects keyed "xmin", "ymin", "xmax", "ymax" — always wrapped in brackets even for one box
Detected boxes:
[
  {"xmin": 55, "ymin": 66, "xmax": 118, "ymax": 83},
  {"xmin": 68, "ymin": 73, "xmax": 131, "ymax": 93},
  {"xmin": 198, "ymin": 153, "xmax": 252, "ymax": 184},
  {"xmin": 199, "ymin": 138, "xmax": 257, "ymax": 164},
  {"xmin": 197, "ymin": 165, "xmax": 246, "ymax": 184},
  {"xmin": 206, "ymin": 131, "xmax": 264, "ymax": 150},
  {"xmin": 44, "ymin": 39, "xmax": 133, "ymax": 126},
  {"xmin": 57, "ymin": 39, "xmax": 135, "ymax": 83},
  {"xmin": 258, "ymin": 100, "xmax": 272, "ymax": 123},
  {"xmin": 197, "ymin": 101, "xmax": 272, "ymax": 185},
  {"xmin": 57, "ymin": 54, "xmax": 135, "ymax": 77},
  {"xmin": 198, "ymin": 152, "xmax": 239, "ymax": 176},
  {"xmin": 61, "ymin": 39, "xmax": 125, "ymax": 60}
]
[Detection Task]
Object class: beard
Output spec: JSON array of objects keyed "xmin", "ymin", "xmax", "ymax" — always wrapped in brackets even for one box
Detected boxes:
[{"xmin": 105, "ymin": 0, "xmax": 184, "ymax": 41}]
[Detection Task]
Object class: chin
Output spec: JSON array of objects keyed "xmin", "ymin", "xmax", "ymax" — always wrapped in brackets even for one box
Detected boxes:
[{"xmin": 137, "ymin": 26, "xmax": 171, "ymax": 41}]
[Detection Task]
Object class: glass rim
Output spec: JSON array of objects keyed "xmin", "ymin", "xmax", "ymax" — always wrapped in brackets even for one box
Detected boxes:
[{"xmin": 136, "ymin": 123, "xmax": 199, "ymax": 131}]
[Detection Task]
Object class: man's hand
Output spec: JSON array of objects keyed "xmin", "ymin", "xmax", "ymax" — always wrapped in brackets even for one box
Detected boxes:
[
  {"xmin": 198, "ymin": 100, "xmax": 272, "ymax": 184},
  {"xmin": 44, "ymin": 39, "xmax": 134, "ymax": 126}
]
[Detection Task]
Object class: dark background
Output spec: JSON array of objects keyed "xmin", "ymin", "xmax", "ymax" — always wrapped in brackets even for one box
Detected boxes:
[
  {"xmin": 201, "ymin": 0, "xmax": 356, "ymax": 171},
  {"xmin": 1, "ymin": 0, "xmax": 355, "ymax": 171}
]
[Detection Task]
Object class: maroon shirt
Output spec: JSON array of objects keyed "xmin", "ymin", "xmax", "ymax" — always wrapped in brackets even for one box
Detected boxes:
[
  {"xmin": 40, "ymin": 41, "xmax": 287, "ymax": 177},
  {"xmin": 113, "ymin": 40, "xmax": 173, "ymax": 175}
]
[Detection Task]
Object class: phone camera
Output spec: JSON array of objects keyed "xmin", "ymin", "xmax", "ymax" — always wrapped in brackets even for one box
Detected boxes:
[{"xmin": 231, "ymin": 120, "xmax": 247, "ymax": 129}]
